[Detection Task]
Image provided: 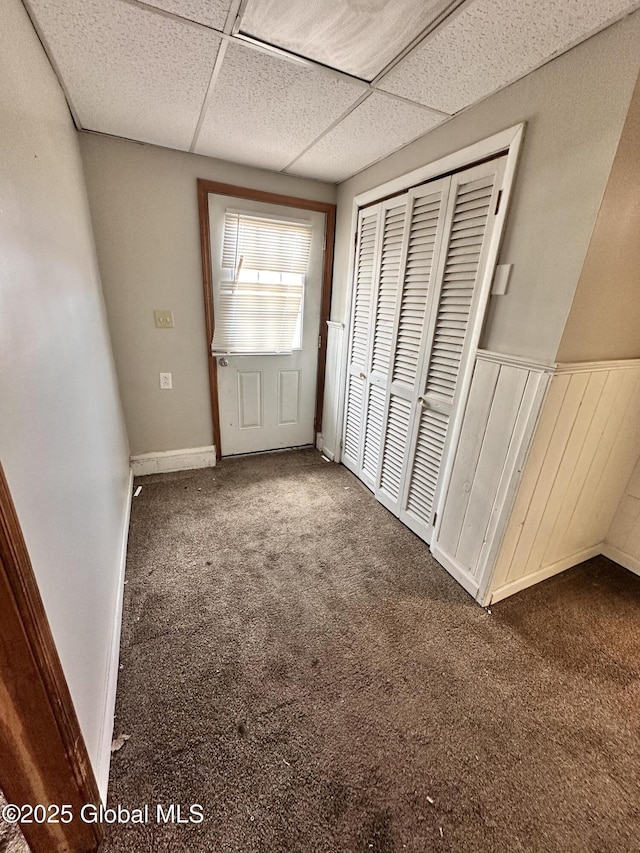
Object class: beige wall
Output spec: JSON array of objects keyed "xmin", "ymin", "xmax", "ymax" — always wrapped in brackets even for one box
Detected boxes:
[
  {"xmin": 79, "ymin": 134, "xmax": 336, "ymax": 456},
  {"xmin": 332, "ymin": 11, "xmax": 640, "ymax": 364},
  {"xmin": 0, "ymin": 0, "xmax": 130, "ymax": 781},
  {"xmin": 557, "ymin": 70, "xmax": 640, "ymax": 362}
]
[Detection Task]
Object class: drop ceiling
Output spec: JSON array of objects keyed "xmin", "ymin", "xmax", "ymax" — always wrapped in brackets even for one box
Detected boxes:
[{"xmin": 24, "ymin": 0, "xmax": 640, "ymax": 183}]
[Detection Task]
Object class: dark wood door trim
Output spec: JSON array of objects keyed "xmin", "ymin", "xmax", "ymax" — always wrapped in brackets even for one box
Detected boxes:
[
  {"xmin": 197, "ymin": 179, "xmax": 337, "ymax": 459},
  {"xmin": 0, "ymin": 463, "xmax": 103, "ymax": 853}
]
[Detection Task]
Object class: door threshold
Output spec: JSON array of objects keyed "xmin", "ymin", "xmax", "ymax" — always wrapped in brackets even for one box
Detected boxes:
[{"xmin": 221, "ymin": 444, "xmax": 315, "ymax": 460}]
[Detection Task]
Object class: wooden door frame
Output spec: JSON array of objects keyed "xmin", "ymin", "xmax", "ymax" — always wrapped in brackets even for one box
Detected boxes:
[
  {"xmin": 197, "ymin": 179, "xmax": 336, "ymax": 460},
  {"xmin": 0, "ymin": 463, "xmax": 103, "ymax": 852}
]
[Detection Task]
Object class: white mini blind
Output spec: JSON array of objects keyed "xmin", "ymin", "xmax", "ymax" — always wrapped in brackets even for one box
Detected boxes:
[
  {"xmin": 221, "ymin": 212, "xmax": 311, "ymax": 274},
  {"xmin": 212, "ymin": 212, "xmax": 312, "ymax": 354}
]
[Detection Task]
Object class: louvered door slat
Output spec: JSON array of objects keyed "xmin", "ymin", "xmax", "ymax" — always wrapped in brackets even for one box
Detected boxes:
[
  {"xmin": 371, "ymin": 203, "xmax": 407, "ymax": 378},
  {"xmin": 424, "ymin": 175, "xmax": 494, "ymax": 406},
  {"xmin": 379, "ymin": 395, "xmax": 412, "ymax": 501},
  {"xmin": 362, "ymin": 384, "xmax": 386, "ymax": 482},
  {"xmin": 351, "ymin": 213, "xmax": 379, "ymax": 371},
  {"xmin": 405, "ymin": 408, "xmax": 449, "ymax": 521},
  {"xmin": 391, "ymin": 188, "xmax": 444, "ymax": 389},
  {"xmin": 343, "ymin": 374, "xmax": 364, "ymax": 462}
]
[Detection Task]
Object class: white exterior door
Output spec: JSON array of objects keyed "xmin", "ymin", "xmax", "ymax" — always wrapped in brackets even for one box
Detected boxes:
[
  {"xmin": 342, "ymin": 156, "xmax": 507, "ymax": 544},
  {"xmin": 208, "ymin": 195, "xmax": 324, "ymax": 457}
]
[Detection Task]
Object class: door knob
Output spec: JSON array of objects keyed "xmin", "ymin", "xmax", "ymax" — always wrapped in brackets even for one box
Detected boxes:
[{"xmin": 219, "ymin": 357, "xmax": 229, "ymax": 367}]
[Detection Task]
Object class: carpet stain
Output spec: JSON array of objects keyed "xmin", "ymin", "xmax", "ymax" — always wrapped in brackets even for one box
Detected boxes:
[
  {"xmin": 322, "ymin": 780, "xmax": 355, "ymax": 821},
  {"xmin": 358, "ymin": 808, "xmax": 394, "ymax": 852}
]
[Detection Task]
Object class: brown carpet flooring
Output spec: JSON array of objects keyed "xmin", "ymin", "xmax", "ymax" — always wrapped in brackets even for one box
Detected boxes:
[{"xmin": 102, "ymin": 449, "xmax": 640, "ymax": 853}]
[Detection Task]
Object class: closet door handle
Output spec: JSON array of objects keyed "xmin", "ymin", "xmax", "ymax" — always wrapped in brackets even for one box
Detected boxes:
[{"xmin": 359, "ymin": 372, "xmax": 366, "ymax": 380}]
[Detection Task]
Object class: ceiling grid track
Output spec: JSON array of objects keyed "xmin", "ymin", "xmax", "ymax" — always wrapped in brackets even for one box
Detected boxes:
[
  {"xmin": 118, "ymin": 0, "xmax": 220, "ymax": 32},
  {"xmin": 230, "ymin": 0, "xmax": 251, "ymax": 34},
  {"xmin": 189, "ymin": 39, "xmax": 228, "ymax": 153},
  {"xmin": 223, "ymin": 0, "xmax": 244, "ymax": 34},
  {"xmin": 230, "ymin": 32, "xmax": 370, "ymax": 87},
  {"xmin": 373, "ymin": 88, "xmax": 451, "ymax": 117},
  {"xmin": 368, "ymin": 0, "xmax": 472, "ymax": 88},
  {"xmin": 280, "ymin": 89, "xmax": 375, "ymax": 174}
]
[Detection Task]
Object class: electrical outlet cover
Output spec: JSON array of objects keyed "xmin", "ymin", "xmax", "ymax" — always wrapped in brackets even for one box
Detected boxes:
[{"xmin": 154, "ymin": 310, "xmax": 174, "ymax": 328}]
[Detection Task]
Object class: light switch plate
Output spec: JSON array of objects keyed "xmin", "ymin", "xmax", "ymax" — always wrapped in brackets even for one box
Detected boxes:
[
  {"xmin": 154, "ymin": 310, "xmax": 174, "ymax": 328},
  {"xmin": 491, "ymin": 264, "xmax": 513, "ymax": 296},
  {"xmin": 159, "ymin": 373, "xmax": 172, "ymax": 390}
]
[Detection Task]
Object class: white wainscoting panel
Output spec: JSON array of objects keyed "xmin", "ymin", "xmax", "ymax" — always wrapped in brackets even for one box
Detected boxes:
[
  {"xmin": 320, "ymin": 321, "xmax": 345, "ymax": 461},
  {"xmin": 432, "ymin": 352, "xmax": 550, "ymax": 599},
  {"xmin": 489, "ymin": 360, "xmax": 640, "ymax": 602},
  {"xmin": 603, "ymin": 457, "xmax": 640, "ymax": 576}
]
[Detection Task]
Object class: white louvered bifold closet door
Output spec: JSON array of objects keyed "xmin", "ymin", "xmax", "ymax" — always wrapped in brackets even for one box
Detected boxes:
[
  {"xmin": 341, "ymin": 205, "xmax": 381, "ymax": 473},
  {"xmin": 399, "ymin": 157, "xmax": 507, "ymax": 543},
  {"xmin": 342, "ymin": 155, "xmax": 507, "ymax": 551},
  {"xmin": 342, "ymin": 197, "xmax": 410, "ymax": 487},
  {"xmin": 359, "ymin": 198, "xmax": 408, "ymax": 488},
  {"xmin": 373, "ymin": 177, "xmax": 451, "ymax": 513}
]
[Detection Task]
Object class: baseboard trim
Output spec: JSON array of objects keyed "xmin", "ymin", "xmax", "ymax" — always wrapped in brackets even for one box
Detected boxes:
[
  {"xmin": 601, "ymin": 543, "xmax": 640, "ymax": 577},
  {"xmin": 489, "ymin": 544, "xmax": 602, "ymax": 604},
  {"xmin": 95, "ymin": 468, "xmax": 133, "ymax": 802},
  {"xmin": 131, "ymin": 446, "xmax": 217, "ymax": 476}
]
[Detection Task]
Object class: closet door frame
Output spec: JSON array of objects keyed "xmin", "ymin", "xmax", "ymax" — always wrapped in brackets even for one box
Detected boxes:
[{"xmin": 337, "ymin": 124, "xmax": 524, "ymax": 531}]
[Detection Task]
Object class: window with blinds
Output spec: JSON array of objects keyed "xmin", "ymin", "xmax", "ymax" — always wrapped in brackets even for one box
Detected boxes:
[{"xmin": 211, "ymin": 211, "xmax": 312, "ymax": 355}]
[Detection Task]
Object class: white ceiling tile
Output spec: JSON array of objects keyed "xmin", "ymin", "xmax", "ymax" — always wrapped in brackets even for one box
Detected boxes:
[
  {"xmin": 138, "ymin": 0, "xmax": 231, "ymax": 30},
  {"xmin": 26, "ymin": 0, "xmax": 222, "ymax": 150},
  {"xmin": 287, "ymin": 93, "xmax": 446, "ymax": 183},
  {"xmin": 379, "ymin": 0, "xmax": 640, "ymax": 114},
  {"xmin": 240, "ymin": 0, "xmax": 454, "ymax": 81},
  {"xmin": 194, "ymin": 41, "xmax": 365, "ymax": 171}
]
